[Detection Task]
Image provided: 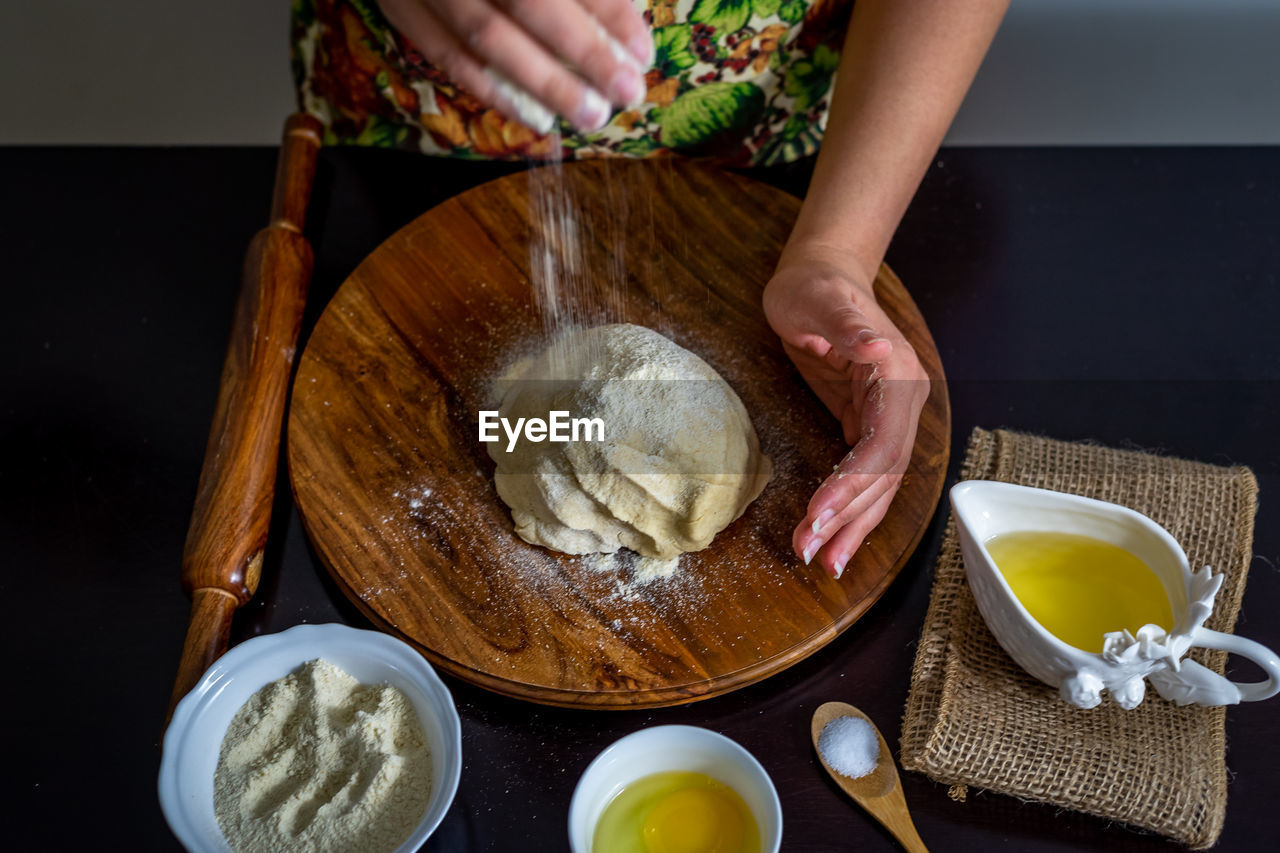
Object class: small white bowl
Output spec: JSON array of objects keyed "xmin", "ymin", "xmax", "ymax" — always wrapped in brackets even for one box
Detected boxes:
[
  {"xmin": 159, "ymin": 623, "xmax": 462, "ymax": 852},
  {"xmin": 568, "ymin": 725, "xmax": 782, "ymax": 853}
]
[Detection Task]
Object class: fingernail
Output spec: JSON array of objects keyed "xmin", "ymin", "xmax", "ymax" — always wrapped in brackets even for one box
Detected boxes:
[
  {"xmin": 857, "ymin": 329, "xmax": 888, "ymax": 345},
  {"xmin": 485, "ymin": 68, "xmax": 555, "ymax": 134},
  {"xmin": 596, "ymin": 20, "xmax": 648, "ymax": 72},
  {"xmin": 607, "ymin": 69, "xmax": 645, "ymax": 107},
  {"xmin": 630, "ymin": 32, "xmax": 654, "ymax": 67},
  {"xmin": 803, "ymin": 544, "xmax": 815, "ymax": 565},
  {"xmin": 526, "ymin": 110, "xmax": 555, "ymax": 136},
  {"xmin": 575, "ymin": 87, "xmax": 611, "ymax": 131},
  {"xmin": 811, "ymin": 508, "xmax": 835, "ymax": 534},
  {"xmin": 832, "ymin": 559, "xmax": 845, "ymax": 579}
]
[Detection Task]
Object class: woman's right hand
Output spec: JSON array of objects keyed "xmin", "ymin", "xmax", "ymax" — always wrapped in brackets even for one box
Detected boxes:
[
  {"xmin": 763, "ymin": 243, "xmax": 930, "ymax": 580},
  {"xmin": 378, "ymin": 0, "xmax": 651, "ymax": 133}
]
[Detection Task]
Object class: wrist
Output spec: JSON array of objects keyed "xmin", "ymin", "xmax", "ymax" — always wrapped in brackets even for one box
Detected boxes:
[{"xmin": 777, "ymin": 234, "xmax": 881, "ymax": 288}]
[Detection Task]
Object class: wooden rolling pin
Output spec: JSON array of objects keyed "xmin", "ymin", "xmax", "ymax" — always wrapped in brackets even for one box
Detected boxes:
[{"xmin": 167, "ymin": 113, "xmax": 322, "ymax": 719}]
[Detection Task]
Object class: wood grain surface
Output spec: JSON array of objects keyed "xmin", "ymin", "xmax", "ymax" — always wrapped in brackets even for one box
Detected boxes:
[
  {"xmin": 286, "ymin": 159, "xmax": 949, "ymax": 708},
  {"xmin": 169, "ymin": 114, "xmax": 321, "ymax": 716}
]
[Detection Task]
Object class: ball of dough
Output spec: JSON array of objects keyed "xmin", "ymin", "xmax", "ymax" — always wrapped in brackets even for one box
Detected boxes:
[{"xmin": 489, "ymin": 324, "xmax": 772, "ymax": 559}]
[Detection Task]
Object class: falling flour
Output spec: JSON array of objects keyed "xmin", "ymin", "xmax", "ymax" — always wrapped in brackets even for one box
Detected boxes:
[
  {"xmin": 818, "ymin": 715, "xmax": 880, "ymax": 779},
  {"xmin": 213, "ymin": 659, "xmax": 432, "ymax": 853}
]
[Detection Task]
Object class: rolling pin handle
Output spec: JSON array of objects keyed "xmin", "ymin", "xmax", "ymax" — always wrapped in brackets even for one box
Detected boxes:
[
  {"xmin": 270, "ymin": 114, "xmax": 322, "ymax": 232},
  {"xmin": 166, "ymin": 113, "xmax": 320, "ymax": 724},
  {"xmin": 167, "ymin": 588, "xmax": 240, "ymax": 720}
]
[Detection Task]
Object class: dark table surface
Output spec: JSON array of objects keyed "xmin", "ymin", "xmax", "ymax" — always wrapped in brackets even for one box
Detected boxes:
[{"xmin": 4, "ymin": 145, "xmax": 1278, "ymax": 852}]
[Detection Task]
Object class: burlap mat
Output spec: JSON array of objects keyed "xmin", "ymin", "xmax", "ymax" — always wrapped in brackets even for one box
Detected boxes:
[{"xmin": 900, "ymin": 428, "xmax": 1259, "ymax": 848}]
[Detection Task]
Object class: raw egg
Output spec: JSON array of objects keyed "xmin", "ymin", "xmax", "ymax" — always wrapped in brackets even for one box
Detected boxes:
[{"xmin": 592, "ymin": 771, "xmax": 760, "ymax": 853}]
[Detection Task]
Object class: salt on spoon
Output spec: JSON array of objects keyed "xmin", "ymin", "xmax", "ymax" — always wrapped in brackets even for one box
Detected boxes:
[
  {"xmin": 811, "ymin": 701, "xmax": 929, "ymax": 853},
  {"xmin": 818, "ymin": 714, "xmax": 879, "ymax": 779}
]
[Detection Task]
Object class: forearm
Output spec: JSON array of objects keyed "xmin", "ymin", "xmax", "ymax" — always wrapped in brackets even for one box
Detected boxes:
[{"xmin": 784, "ymin": 0, "xmax": 1010, "ymax": 278}]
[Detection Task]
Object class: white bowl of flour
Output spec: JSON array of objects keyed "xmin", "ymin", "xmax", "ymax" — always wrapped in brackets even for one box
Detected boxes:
[{"xmin": 159, "ymin": 623, "xmax": 462, "ymax": 852}]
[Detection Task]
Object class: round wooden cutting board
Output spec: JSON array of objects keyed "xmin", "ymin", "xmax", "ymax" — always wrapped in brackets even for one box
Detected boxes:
[{"xmin": 287, "ymin": 159, "xmax": 949, "ymax": 708}]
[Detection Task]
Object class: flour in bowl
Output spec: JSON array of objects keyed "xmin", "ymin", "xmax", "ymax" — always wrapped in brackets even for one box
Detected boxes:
[{"xmin": 213, "ymin": 659, "xmax": 432, "ymax": 853}]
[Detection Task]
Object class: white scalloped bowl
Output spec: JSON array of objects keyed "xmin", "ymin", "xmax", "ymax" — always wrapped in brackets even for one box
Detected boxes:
[
  {"xmin": 568, "ymin": 725, "xmax": 782, "ymax": 853},
  {"xmin": 158, "ymin": 623, "xmax": 462, "ymax": 852}
]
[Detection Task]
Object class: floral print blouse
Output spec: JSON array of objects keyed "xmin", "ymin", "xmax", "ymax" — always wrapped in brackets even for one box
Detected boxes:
[{"xmin": 291, "ymin": 0, "xmax": 852, "ymax": 166}]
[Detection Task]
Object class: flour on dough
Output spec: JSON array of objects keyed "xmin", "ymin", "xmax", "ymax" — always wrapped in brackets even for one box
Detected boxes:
[{"xmin": 489, "ymin": 324, "xmax": 772, "ymax": 559}]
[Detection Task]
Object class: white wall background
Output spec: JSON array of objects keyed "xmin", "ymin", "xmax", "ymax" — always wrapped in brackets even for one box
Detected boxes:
[{"xmin": 1, "ymin": 0, "xmax": 1277, "ymax": 146}]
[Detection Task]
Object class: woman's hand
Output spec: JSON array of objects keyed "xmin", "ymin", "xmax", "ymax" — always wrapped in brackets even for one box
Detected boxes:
[
  {"xmin": 378, "ymin": 0, "xmax": 651, "ymax": 133},
  {"xmin": 763, "ymin": 244, "xmax": 929, "ymax": 579},
  {"xmin": 756, "ymin": 0, "xmax": 1005, "ymax": 577}
]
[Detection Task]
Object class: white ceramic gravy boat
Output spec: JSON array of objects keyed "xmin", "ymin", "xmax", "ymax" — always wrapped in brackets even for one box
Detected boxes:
[{"xmin": 951, "ymin": 481, "xmax": 1280, "ymax": 709}]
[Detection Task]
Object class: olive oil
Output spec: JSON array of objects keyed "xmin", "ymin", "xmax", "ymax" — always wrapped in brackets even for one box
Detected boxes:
[
  {"xmin": 592, "ymin": 770, "xmax": 760, "ymax": 853},
  {"xmin": 985, "ymin": 531, "xmax": 1174, "ymax": 653}
]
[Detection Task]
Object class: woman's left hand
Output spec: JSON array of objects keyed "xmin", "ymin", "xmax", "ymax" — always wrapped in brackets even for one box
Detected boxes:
[{"xmin": 763, "ymin": 243, "xmax": 930, "ymax": 579}]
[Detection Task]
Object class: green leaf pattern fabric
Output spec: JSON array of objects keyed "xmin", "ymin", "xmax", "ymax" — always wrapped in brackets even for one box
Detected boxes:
[
  {"xmin": 660, "ymin": 82, "xmax": 766, "ymax": 149},
  {"xmin": 652, "ymin": 24, "xmax": 698, "ymax": 76},
  {"xmin": 778, "ymin": 0, "xmax": 807, "ymax": 25},
  {"xmin": 292, "ymin": 0, "xmax": 853, "ymax": 166},
  {"xmin": 689, "ymin": 0, "xmax": 755, "ymax": 34}
]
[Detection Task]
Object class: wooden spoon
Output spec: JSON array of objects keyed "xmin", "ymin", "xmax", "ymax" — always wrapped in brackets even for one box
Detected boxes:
[{"xmin": 811, "ymin": 701, "xmax": 929, "ymax": 853}]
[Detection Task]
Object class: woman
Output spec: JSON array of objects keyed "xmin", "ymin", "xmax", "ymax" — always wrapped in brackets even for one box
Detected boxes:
[{"xmin": 292, "ymin": 0, "xmax": 1009, "ymax": 579}]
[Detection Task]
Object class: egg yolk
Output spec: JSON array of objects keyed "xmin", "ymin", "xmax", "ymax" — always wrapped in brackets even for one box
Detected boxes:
[
  {"xmin": 592, "ymin": 771, "xmax": 760, "ymax": 853},
  {"xmin": 641, "ymin": 787, "xmax": 745, "ymax": 853}
]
